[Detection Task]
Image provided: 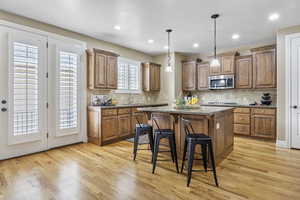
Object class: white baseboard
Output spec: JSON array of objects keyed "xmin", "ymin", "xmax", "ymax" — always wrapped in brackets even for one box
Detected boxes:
[{"xmin": 276, "ymin": 140, "xmax": 289, "ymax": 148}]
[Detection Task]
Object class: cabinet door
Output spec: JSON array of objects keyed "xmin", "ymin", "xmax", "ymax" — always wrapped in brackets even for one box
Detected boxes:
[
  {"xmin": 182, "ymin": 61, "xmax": 197, "ymax": 91},
  {"xmin": 236, "ymin": 56, "xmax": 252, "ymax": 89},
  {"xmin": 221, "ymin": 56, "xmax": 235, "ymax": 74},
  {"xmin": 154, "ymin": 65, "xmax": 161, "ymax": 90},
  {"xmin": 106, "ymin": 56, "xmax": 118, "ymax": 89},
  {"xmin": 215, "ymin": 116, "xmax": 225, "ymax": 157},
  {"xmin": 253, "ymin": 50, "xmax": 276, "ymax": 88},
  {"xmin": 251, "ymin": 114, "xmax": 276, "ymax": 139},
  {"xmin": 95, "ymin": 53, "xmax": 107, "ymax": 88},
  {"xmin": 102, "ymin": 116, "xmax": 118, "ymax": 142},
  {"xmin": 150, "ymin": 64, "xmax": 160, "ymax": 91},
  {"xmin": 118, "ymin": 114, "xmax": 132, "ymax": 137},
  {"xmin": 197, "ymin": 63, "xmax": 209, "ymax": 90},
  {"xmin": 209, "ymin": 57, "xmax": 222, "ymax": 75},
  {"xmin": 224, "ymin": 111, "xmax": 234, "ymax": 149}
]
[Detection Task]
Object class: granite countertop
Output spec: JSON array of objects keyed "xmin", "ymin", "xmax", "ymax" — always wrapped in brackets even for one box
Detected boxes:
[
  {"xmin": 88, "ymin": 103, "xmax": 168, "ymax": 109},
  {"xmin": 138, "ymin": 106, "xmax": 234, "ymax": 115},
  {"xmin": 200, "ymin": 103, "xmax": 277, "ymax": 109}
]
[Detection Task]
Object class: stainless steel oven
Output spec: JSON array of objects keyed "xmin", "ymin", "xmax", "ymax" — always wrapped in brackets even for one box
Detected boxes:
[{"xmin": 208, "ymin": 75, "xmax": 234, "ymax": 90}]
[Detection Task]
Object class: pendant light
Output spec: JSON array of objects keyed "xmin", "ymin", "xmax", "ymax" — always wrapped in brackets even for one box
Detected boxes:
[
  {"xmin": 210, "ymin": 14, "xmax": 220, "ymax": 67},
  {"xmin": 165, "ymin": 29, "xmax": 173, "ymax": 72}
]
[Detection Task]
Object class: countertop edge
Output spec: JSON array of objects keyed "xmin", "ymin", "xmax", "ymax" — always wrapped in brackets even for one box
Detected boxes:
[
  {"xmin": 200, "ymin": 104, "xmax": 277, "ymax": 109},
  {"xmin": 88, "ymin": 103, "xmax": 168, "ymax": 110}
]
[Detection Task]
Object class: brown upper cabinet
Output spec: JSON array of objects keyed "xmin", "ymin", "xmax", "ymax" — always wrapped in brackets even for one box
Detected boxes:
[
  {"xmin": 251, "ymin": 45, "xmax": 276, "ymax": 88},
  {"xmin": 235, "ymin": 55, "xmax": 253, "ymax": 89},
  {"xmin": 182, "ymin": 60, "xmax": 197, "ymax": 91},
  {"xmin": 87, "ymin": 49, "xmax": 119, "ymax": 90},
  {"xmin": 142, "ymin": 62, "xmax": 161, "ymax": 92},
  {"xmin": 197, "ymin": 62, "xmax": 209, "ymax": 90},
  {"xmin": 209, "ymin": 52, "xmax": 238, "ymax": 75}
]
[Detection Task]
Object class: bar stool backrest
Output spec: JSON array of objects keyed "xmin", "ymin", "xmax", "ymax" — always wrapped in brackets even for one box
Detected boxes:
[
  {"xmin": 182, "ymin": 118, "xmax": 196, "ymax": 136},
  {"xmin": 135, "ymin": 115, "xmax": 143, "ymax": 128},
  {"xmin": 152, "ymin": 117, "xmax": 162, "ymax": 134}
]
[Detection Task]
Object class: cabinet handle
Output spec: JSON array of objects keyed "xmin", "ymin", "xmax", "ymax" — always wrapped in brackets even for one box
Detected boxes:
[
  {"xmin": 292, "ymin": 105, "xmax": 298, "ymax": 109},
  {"xmin": 1, "ymin": 108, "xmax": 7, "ymax": 112}
]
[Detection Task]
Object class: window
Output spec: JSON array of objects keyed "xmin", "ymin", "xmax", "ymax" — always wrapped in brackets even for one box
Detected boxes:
[
  {"xmin": 13, "ymin": 42, "xmax": 39, "ymax": 136},
  {"xmin": 117, "ymin": 58, "xmax": 141, "ymax": 93},
  {"xmin": 58, "ymin": 51, "xmax": 79, "ymax": 131}
]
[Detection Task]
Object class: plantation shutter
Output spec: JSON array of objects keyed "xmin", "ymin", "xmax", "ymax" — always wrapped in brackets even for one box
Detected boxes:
[
  {"xmin": 57, "ymin": 51, "xmax": 79, "ymax": 134},
  {"xmin": 13, "ymin": 42, "xmax": 39, "ymax": 136},
  {"xmin": 117, "ymin": 58, "xmax": 140, "ymax": 92},
  {"xmin": 117, "ymin": 62, "xmax": 128, "ymax": 90},
  {"xmin": 129, "ymin": 64, "xmax": 138, "ymax": 90}
]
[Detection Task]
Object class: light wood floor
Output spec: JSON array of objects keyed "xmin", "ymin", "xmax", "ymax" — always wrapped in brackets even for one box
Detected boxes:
[{"xmin": 0, "ymin": 137, "xmax": 300, "ymax": 200}]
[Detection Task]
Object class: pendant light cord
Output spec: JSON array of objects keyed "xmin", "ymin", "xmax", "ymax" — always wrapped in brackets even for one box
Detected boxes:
[
  {"xmin": 167, "ymin": 30, "xmax": 171, "ymax": 67},
  {"xmin": 214, "ymin": 17, "xmax": 217, "ymax": 59}
]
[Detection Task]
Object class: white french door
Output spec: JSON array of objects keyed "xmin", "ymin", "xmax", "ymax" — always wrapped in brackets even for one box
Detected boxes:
[
  {"xmin": 47, "ymin": 38, "xmax": 84, "ymax": 148},
  {"xmin": 0, "ymin": 24, "xmax": 86, "ymax": 160},
  {"xmin": 290, "ymin": 36, "xmax": 300, "ymax": 149},
  {"xmin": 0, "ymin": 27, "xmax": 48, "ymax": 159}
]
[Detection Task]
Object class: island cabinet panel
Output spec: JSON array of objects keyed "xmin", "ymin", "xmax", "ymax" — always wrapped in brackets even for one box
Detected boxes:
[
  {"xmin": 197, "ymin": 62, "xmax": 209, "ymax": 90},
  {"xmin": 221, "ymin": 55, "xmax": 235, "ymax": 74},
  {"xmin": 235, "ymin": 56, "xmax": 253, "ymax": 89},
  {"xmin": 182, "ymin": 61, "xmax": 197, "ymax": 91},
  {"xmin": 118, "ymin": 114, "xmax": 132, "ymax": 137},
  {"xmin": 142, "ymin": 62, "xmax": 161, "ymax": 92},
  {"xmin": 224, "ymin": 110, "xmax": 234, "ymax": 150},
  {"xmin": 87, "ymin": 49, "xmax": 119, "ymax": 90},
  {"xmin": 151, "ymin": 113, "xmax": 173, "ymax": 147},
  {"xmin": 252, "ymin": 46, "xmax": 276, "ymax": 88},
  {"xmin": 102, "ymin": 116, "xmax": 118, "ymax": 142},
  {"xmin": 214, "ymin": 114, "xmax": 225, "ymax": 157}
]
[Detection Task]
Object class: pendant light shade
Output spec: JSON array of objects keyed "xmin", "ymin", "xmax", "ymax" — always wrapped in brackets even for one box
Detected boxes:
[
  {"xmin": 165, "ymin": 29, "xmax": 173, "ymax": 72},
  {"xmin": 210, "ymin": 14, "xmax": 220, "ymax": 67}
]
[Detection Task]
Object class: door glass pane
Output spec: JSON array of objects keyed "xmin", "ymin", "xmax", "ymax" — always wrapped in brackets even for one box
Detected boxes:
[
  {"xmin": 13, "ymin": 42, "xmax": 39, "ymax": 136},
  {"xmin": 59, "ymin": 51, "xmax": 78, "ymax": 130}
]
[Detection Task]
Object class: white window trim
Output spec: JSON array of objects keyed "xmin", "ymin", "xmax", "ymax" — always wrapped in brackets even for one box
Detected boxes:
[{"xmin": 115, "ymin": 57, "xmax": 142, "ymax": 94}]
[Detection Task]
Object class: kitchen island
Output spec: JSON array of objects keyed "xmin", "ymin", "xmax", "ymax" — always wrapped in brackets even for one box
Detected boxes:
[{"xmin": 138, "ymin": 106, "xmax": 234, "ymax": 165}]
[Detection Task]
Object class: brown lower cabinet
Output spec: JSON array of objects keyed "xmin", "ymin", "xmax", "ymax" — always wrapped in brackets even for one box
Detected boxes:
[
  {"xmin": 88, "ymin": 106, "xmax": 150, "ymax": 146},
  {"xmin": 233, "ymin": 107, "xmax": 276, "ymax": 139}
]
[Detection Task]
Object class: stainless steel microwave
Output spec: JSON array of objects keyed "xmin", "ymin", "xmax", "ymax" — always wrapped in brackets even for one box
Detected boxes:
[{"xmin": 208, "ymin": 75, "xmax": 235, "ymax": 90}]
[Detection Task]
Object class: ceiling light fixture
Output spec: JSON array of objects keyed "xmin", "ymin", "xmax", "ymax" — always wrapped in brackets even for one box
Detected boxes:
[
  {"xmin": 148, "ymin": 39, "xmax": 154, "ymax": 44},
  {"xmin": 210, "ymin": 14, "xmax": 220, "ymax": 68},
  {"xmin": 232, "ymin": 34, "xmax": 240, "ymax": 40},
  {"xmin": 269, "ymin": 13, "xmax": 280, "ymax": 21},
  {"xmin": 164, "ymin": 45, "xmax": 169, "ymax": 49},
  {"xmin": 165, "ymin": 29, "xmax": 173, "ymax": 72},
  {"xmin": 193, "ymin": 43, "xmax": 199, "ymax": 48},
  {"xmin": 114, "ymin": 25, "xmax": 121, "ymax": 30}
]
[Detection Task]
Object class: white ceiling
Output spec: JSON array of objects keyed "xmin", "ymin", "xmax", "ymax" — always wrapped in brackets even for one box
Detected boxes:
[{"xmin": 0, "ymin": 0, "xmax": 299, "ymax": 55}]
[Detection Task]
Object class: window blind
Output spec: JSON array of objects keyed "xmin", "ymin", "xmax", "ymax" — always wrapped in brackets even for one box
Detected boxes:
[
  {"xmin": 58, "ymin": 51, "xmax": 78, "ymax": 130},
  {"xmin": 117, "ymin": 58, "xmax": 140, "ymax": 91},
  {"xmin": 13, "ymin": 42, "xmax": 39, "ymax": 136}
]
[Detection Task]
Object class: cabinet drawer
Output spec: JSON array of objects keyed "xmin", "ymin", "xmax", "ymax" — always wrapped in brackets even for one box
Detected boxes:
[
  {"xmin": 234, "ymin": 113, "xmax": 250, "ymax": 124},
  {"xmin": 233, "ymin": 108, "xmax": 250, "ymax": 113},
  {"xmin": 234, "ymin": 124, "xmax": 250, "ymax": 135},
  {"xmin": 252, "ymin": 108, "xmax": 276, "ymax": 115},
  {"xmin": 118, "ymin": 108, "xmax": 132, "ymax": 115},
  {"xmin": 102, "ymin": 109, "xmax": 117, "ymax": 116}
]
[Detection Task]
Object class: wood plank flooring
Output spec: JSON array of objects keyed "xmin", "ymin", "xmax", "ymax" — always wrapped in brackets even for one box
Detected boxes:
[{"xmin": 0, "ymin": 137, "xmax": 300, "ymax": 200}]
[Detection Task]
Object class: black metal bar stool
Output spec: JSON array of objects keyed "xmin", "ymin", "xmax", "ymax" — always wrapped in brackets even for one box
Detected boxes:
[
  {"xmin": 181, "ymin": 118, "xmax": 219, "ymax": 187},
  {"xmin": 133, "ymin": 116, "xmax": 154, "ymax": 161},
  {"xmin": 152, "ymin": 118, "xmax": 179, "ymax": 174}
]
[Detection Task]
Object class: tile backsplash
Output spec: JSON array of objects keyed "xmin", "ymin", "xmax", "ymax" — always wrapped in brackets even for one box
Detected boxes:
[
  {"xmin": 88, "ymin": 90, "xmax": 160, "ymax": 105},
  {"xmin": 192, "ymin": 89, "xmax": 277, "ymax": 105}
]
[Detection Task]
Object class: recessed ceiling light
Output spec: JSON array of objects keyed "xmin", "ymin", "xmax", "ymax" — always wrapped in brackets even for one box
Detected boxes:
[
  {"xmin": 193, "ymin": 43, "xmax": 199, "ymax": 48},
  {"xmin": 164, "ymin": 45, "xmax": 169, "ymax": 49},
  {"xmin": 232, "ymin": 34, "xmax": 240, "ymax": 40},
  {"xmin": 269, "ymin": 13, "xmax": 280, "ymax": 21},
  {"xmin": 148, "ymin": 39, "xmax": 154, "ymax": 44},
  {"xmin": 114, "ymin": 25, "xmax": 121, "ymax": 30}
]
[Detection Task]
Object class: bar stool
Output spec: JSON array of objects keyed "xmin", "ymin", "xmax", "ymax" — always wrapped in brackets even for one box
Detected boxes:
[
  {"xmin": 181, "ymin": 118, "xmax": 219, "ymax": 187},
  {"xmin": 133, "ymin": 116, "xmax": 154, "ymax": 161},
  {"xmin": 152, "ymin": 118, "xmax": 179, "ymax": 174}
]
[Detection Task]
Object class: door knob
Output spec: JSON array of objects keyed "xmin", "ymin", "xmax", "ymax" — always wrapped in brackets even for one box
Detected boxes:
[
  {"xmin": 1, "ymin": 108, "xmax": 7, "ymax": 112},
  {"xmin": 293, "ymin": 105, "xmax": 298, "ymax": 109}
]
